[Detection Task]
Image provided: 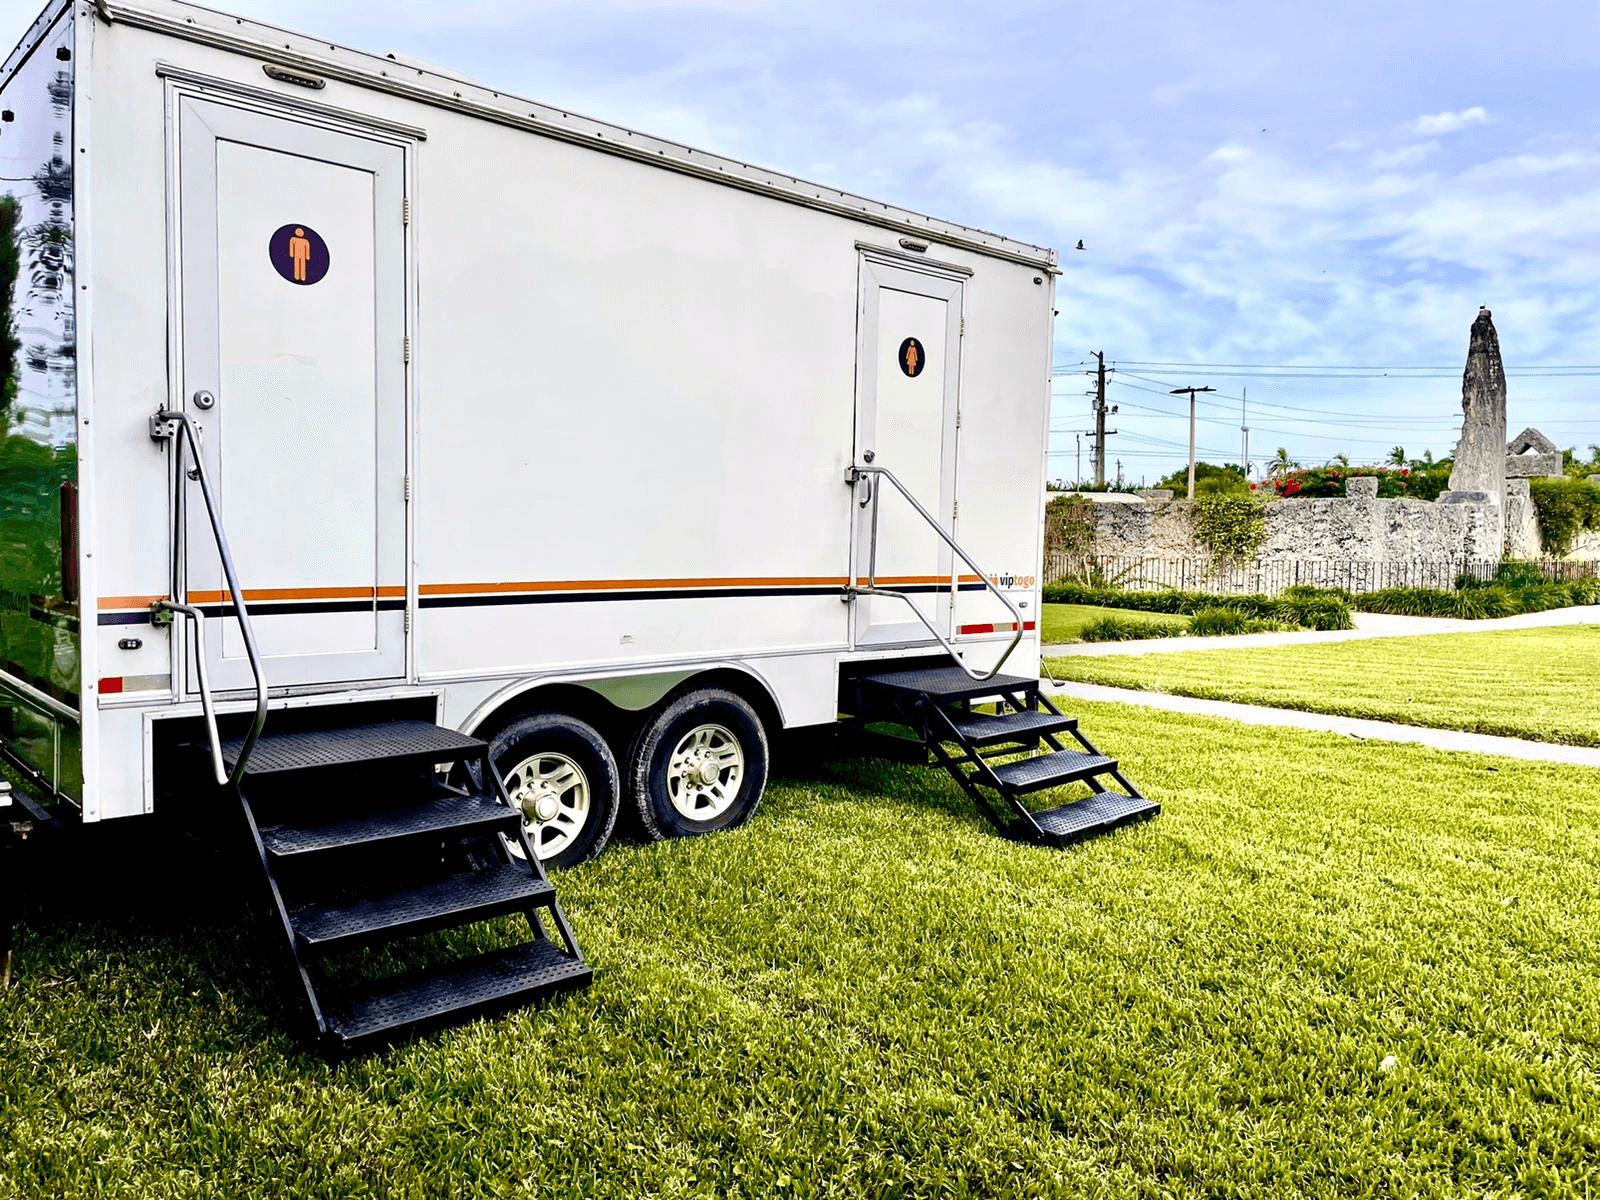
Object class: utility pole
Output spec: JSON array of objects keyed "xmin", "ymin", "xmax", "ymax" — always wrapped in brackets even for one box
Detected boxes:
[
  {"xmin": 1064, "ymin": 428, "xmax": 1096, "ymax": 488},
  {"xmin": 1240, "ymin": 386, "xmax": 1249, "ymax": 476},
  {"xmin": 1170, "ymin": 385, "xmax": 1217, "ymax": 499},
  {"xmin": 1093, "ymin": 352, "xmax": 1108, "ymax": 486}
]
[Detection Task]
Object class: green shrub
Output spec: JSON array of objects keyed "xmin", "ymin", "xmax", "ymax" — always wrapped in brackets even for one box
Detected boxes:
[
  {"xmin": 1042, "ymin": 581, "xmax": 1355, "ymax": 631},
  {"xmin": 1529, "ymin": 476, "xmax": 1600, "ymax": 555},
  {"xmin": 1493, "ymin": 560, "xmax": 1549, "ymax": 589},
  {"xmin": 1273, "ymin": 594, "xmax": 1357, "ymax": 631},
  {"xmin": 1357, "ymin": 586, "xmax": 1518, "ymax": 619},
  {"xmin": 1188, "ymin": 608, "xmax": 1295, "ymax": 636},
  {"xmin": 1281, "ymin": 583, "xmax": 1354, "ymax": 604},
  {"xmin": 1079, "ymin": 615, "xmax": 1184, "ymax": 643},
  {"xmin": 1192, "ymin": 493, "xmax": 1267, "ymax": 567}
]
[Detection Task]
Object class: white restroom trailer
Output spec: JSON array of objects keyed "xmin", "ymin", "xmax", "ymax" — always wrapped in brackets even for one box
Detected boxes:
[{"xmin": 0, "ymin": 0, "xmax": 1136, "ymax": 1050}]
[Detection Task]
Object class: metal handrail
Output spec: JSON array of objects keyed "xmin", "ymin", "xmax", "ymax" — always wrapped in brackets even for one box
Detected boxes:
[
  {"xmin": 150, "ymin": 409, "xmax": 268, "ymax": 786},
  {"xmin": 848, "ymin": 462, "xmax": 1026, "ymax": 681}
]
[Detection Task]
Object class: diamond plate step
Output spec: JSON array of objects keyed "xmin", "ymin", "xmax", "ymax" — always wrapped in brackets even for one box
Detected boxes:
[
  {"xmin": 326, "ymin": 940, "xmax": 593, "ymax": 1054},
  {"xmin": 945, "ymin": 708, "xmax": 1076, "ymax": 747},
  {"xmin": 1027, "ymin": 792, "xmax": 1160, "ymax": 847},
  {"xmin": 291, "ymin": 863, "xmax": 553, "ymax": 953},
  {"xmin": 224, "ymin": 721, "xmax": 484, "ymax": 776},
  {"xmin": 856, "ymin": 666, "xmax": 1039, "ymax": 704},
  {"xmin": 987, "ymin": 749, "xmax": 1116, "ymax": 793},
  {"xmin": 261, "ymin": 793, "xmax": 520, "ymax": 859}
]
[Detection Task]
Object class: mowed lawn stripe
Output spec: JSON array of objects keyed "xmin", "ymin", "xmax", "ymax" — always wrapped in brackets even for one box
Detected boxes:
[
  {"xmin": 1047, "ymin": 626, "xmax": 1600, "ymax": 747},
  {"xmin": 3, "ymin": 705, "xmax": 1599, "ymax": 1198}
]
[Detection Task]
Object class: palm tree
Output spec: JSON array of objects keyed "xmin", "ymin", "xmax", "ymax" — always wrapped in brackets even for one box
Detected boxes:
[
  {"xmin": 1388, "ymin": 446, "xmax": 1406, "ymax": 466},
  {"xmin": 1268, "ymin": 447, "xmax": 1300, "ymax": 479}
]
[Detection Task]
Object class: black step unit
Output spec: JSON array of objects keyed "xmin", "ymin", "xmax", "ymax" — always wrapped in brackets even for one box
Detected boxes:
[
  {"xmin": 327, "ymin": 940, "xmax": 593, "ymax": 1054},
  {"xmin": 226, "ymin": 716, "xmax": 590, "ymax": 1055},
  {"xmin": 261, "ymin": 791, "xmax": 519, "ymax": 859},
  {"xmin": 989, "ymin": 749, "xmax": 1117, "ymax": 794},
  {"xmin": 1030, "ymin": 792, "xmax": 1161, "ymax": 847},
  {"xmin": 857, "ymin": 664, "xmax": 1038, "ymax": 705},
  {"xmin": 224, "ymin": 720, "xmax": 484, "ymax": 776},
  {"xmin": 946, "ymin": 708, "xmax": 1077, "ymax": 747},
  {"xmin": 291, "ymin": 864, "xmax": 556, "ymax": 953},
  {"xmin": 844, "ymin": 657, "xmax": 1158, "ymax": 849}
]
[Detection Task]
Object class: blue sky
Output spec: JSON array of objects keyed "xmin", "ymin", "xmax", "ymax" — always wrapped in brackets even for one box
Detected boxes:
[{"xmin": 15, "ymin": 0, "xmax": 1600, "ymax": 483}]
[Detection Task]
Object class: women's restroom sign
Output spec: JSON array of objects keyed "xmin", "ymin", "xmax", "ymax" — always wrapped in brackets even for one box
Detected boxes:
[{"xmin": 269, "ymin": 223, "xmax": 331, "ymax": 286}]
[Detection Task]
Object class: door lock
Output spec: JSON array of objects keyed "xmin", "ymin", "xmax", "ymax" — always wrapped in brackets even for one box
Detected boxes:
[{"xmin": 192, "ymin": 390, "xmax": 216, "ymax": 411}]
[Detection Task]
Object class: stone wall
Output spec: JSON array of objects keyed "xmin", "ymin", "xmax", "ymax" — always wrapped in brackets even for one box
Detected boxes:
[
  {"xmin": 1504, "ymin": 479, "xmax": 1543, "ymax": 559},
  {"xmin": 1063, "ymin": 488, "xmax": 1543, "ymax": 589}
]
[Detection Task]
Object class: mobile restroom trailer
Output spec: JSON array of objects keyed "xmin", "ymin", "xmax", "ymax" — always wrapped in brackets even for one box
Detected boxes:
[{"xmin": 0, "ymin": 0, "xmax": 1158, "ymax": 1051}]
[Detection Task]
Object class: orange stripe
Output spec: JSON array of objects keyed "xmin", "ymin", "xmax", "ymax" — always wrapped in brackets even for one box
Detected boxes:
[
  {"xmin": 98, "ymin": 587, "xmax": 404, "ymax": 611},
  {"xmin": 98, "ymin": 594, "xmax": 167, "ymax": 611},
  {"xmin": 184, "ymin": 586, "xmax": 405, "ymax": 604},
  {"xmin": 854, "ymin": 575, "xmax": 977, "ymax": 587},
  {"xmin": 420, "ymin": 576, "xmax": 849, "ymax": 597}
]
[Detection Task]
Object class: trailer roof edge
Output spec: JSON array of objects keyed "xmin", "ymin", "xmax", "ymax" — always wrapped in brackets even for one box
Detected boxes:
[{"xmin": 90, "ymin": 0, "xmax": 1061, "ymax": 274}]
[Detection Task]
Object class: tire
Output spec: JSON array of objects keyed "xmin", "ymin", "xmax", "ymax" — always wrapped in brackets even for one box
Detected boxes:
[
  {"xmin": 629, "ymin": 688, "xmax": 770, "ymax": 840},
  {"xmin": 488, "ymin": 711, "xmax": 619, "ymax": 870}
]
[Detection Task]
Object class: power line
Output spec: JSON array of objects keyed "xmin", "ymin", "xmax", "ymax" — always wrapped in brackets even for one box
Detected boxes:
[{"xmin": 1109, "ymin": 358, "xmax": 1600, "ymax": 374}]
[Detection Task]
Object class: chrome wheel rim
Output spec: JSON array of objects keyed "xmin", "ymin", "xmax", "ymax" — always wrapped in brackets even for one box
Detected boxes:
[
  {"xmin": 666, "ymin": 723, "xmax": 745, "ymax": 821},
  {"xmin": 503, "ymin": 751, "xmax": 590, "ymax": 861}
]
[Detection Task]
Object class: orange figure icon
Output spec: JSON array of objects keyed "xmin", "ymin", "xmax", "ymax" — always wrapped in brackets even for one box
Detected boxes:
[
  {"xmin": 905, "ymin": 341, "xmax": 919, "ymax": 376},
  {"xmin": 288, "ymin": 227, "xmax": 311, "ymax": 283}
]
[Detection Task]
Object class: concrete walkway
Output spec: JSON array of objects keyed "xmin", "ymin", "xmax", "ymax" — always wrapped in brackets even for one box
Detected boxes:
[
  {"xmin": 1044, "ymin": 604, "xmax": 1600, "ymax": 657},
  {"xmin": 1046, "ymin": 681, "xmax": 1600, "ymax": 769}
]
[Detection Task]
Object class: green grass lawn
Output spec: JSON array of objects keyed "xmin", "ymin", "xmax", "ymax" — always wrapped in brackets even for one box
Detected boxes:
[
  {"xmin": 1046, "ymin": 625, "xmax": 1600, "ymax": 746},
  {"xmin": 5, "ymin": 708, "xmax": 1600, "ymax": 1198},
  {"xmin": 1041, "ymin": 603, "xmax": 1189, "ymax": 645}
]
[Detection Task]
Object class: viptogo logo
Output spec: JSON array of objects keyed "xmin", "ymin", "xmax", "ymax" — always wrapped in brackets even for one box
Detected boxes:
[{"xmin": 987, "ymin": 574, "xmax": 1037, "ymax": 590}]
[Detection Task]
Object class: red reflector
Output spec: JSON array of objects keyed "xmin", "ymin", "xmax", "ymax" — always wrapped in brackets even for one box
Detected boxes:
[{"xmin": 99, "ymin": 676, "xmax": 124, "ymax": 695}]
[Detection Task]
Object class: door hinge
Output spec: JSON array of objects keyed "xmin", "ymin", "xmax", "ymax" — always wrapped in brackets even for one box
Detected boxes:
[
  {"xmin": 953, "ymin": 501, "xmax": 960, "ymax": 519},
  {"xmin": 960, "ymin": 318, "xmax": 966, "ymax": 337},
  {"xmin": 404, "ymin": 608, "xmax": 411, "ymax": 634},
  {"xmin": 403, "ymin": 475, "xmax": 411, "ymax": 502},
  {"xmin": 404, "ymin": 337, "xmax": 412, "ymax": 364},
  {"xmin": 403, "ymin": 197, "xmax": 411, "ymax": 225},
  {"xmin": 955, "ymin": 410, "xmax": 962, "ymax": 428}
]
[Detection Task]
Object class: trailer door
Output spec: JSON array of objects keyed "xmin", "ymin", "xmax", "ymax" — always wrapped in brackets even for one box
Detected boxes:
[
  {"xmin": 852, "ymin": 257, "xmax": 963, "ymax": 647},
  {"xmin": 176, "ymin": 99, "xmax": 407, "ymax": 691}
]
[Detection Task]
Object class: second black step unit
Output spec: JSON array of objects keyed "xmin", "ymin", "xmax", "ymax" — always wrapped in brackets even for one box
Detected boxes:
[
  {"xmin": 845, "ymin": 663, "xmax": 1160, "ymax": 846},
  {"xmin": 220, "ymin": 719, "xmax": 591, "ymax": 1056}
]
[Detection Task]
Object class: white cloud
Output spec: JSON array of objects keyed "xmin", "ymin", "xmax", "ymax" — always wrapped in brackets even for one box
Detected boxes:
[
  {"xmin": 1410, "ymin": 106, "xmax": 1489, "ymax": 135},
  {"xmin": 1370, "ymin": 142, "xmax": 1438, "ymax": 169}
]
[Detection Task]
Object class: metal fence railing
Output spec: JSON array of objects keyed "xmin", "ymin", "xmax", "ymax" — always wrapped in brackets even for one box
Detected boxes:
[{"xmin": 1043, "ymin": 555, "xmax": 1599, "ymax": 596}]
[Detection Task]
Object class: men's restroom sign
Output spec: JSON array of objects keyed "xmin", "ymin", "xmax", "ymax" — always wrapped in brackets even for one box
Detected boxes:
[
  {"xmin": 898, "ymin": 337, "xmax": 926, "ymax": 378},
  {"xmin": 269, "ymin": 223, "xmax": 330, "ymax": 286}
]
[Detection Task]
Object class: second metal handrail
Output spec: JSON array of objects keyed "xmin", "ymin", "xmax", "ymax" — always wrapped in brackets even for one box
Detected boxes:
[
  {"xmin": 150, "ymin": 409, "xmax": 268, "ymax": 786},
  {"xmin": 847, "ymin": 462, "xmax": 1026, "ymax": 681}
]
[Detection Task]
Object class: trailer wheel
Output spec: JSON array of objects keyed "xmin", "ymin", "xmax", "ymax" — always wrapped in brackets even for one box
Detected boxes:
[
  {"xmin": 489, "ymin": 712, "xmax": 619, "ymax": 870},
  {"xmin": 629, "ymin": 688, "xmax": 769, "ymax": 840}
]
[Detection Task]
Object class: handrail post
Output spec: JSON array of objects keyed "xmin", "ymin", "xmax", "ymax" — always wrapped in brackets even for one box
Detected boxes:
[
  {"xmin": 850, "ymin": 463, "xmax": 1026, "ymax": 682},
  {"xmin": 150, "ymin": 409, "xmax": 269, "ymax": 786}
]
